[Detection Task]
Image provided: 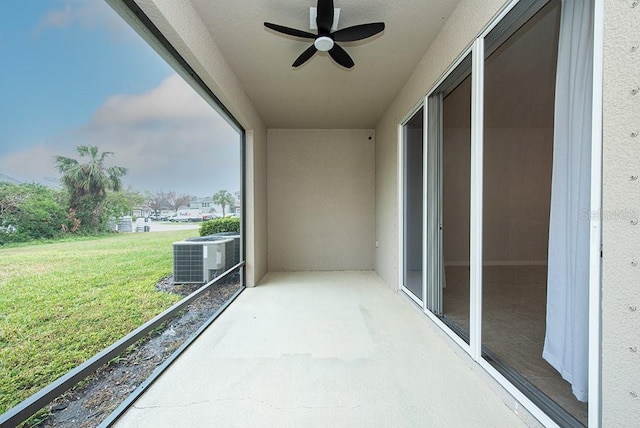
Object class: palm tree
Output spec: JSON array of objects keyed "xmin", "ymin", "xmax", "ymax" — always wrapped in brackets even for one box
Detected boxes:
[
  {"xmin": 212, "ymin": 190, "xmax": 235, "ymax": 217},
  {"xmin": 55, "ymin": 145, "xmax": 128, "ymax": 229}
]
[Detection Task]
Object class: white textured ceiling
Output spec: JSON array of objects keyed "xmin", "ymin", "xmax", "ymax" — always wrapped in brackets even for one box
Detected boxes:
[{"xmin": 188, "ymin": 0, "xmax": 460, "ymax": 128}]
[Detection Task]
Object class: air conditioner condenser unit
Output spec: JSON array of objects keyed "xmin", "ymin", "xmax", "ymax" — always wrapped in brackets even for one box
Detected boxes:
[{"xmin": 172, "ymin": 238, "xmax": 233, "ymax": 284}]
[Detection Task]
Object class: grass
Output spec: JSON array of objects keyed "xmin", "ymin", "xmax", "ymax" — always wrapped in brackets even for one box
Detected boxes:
[{"xmin": 0, "ymin": 229, "xmax": 198, "ymax": 414}]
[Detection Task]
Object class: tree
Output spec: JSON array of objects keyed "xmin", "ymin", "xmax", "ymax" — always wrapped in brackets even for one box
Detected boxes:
[
  {"xmin": 55, "ymin": 145, "xmax": 127, "ymax": 231},
  {"xmin": 146, "ymin": 191, "xmax": 169, "ymax": 217},
  {"xmin": 0, "ymin": 183, "xmax": 69, "ymax": 243},
  {"xmin": 165, "ymin": 191, "xmax": 192, "ymax": 211},
  {"xmin": 104, "ymin": 188, "xmax": 146, "ymax": 220},
  {"xmin": 213, "ymin": 190, "xmax": 235, "ymax": 217}
]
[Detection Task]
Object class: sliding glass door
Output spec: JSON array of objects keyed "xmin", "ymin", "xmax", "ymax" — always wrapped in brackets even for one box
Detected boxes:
[
  {"xmin": 402, "ymin": 107, "xmax": 424, "ymax": 303},
  {"xmin": 401, "ymin": 0, "xmax": 598, "ymax": 426}
]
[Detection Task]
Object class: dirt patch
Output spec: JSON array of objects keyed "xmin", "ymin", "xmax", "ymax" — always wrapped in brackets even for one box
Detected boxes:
[{"xmin": 38, "ymin": 275, "xmax": 241, "ymax": 428}]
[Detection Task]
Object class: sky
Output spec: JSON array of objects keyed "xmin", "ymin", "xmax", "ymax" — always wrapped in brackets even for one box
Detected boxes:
[{"xmin": 0, "ymin": 0, "xmax": 241, "ymax": 198}]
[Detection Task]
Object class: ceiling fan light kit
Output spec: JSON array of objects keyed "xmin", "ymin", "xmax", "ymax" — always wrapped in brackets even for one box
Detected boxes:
[
  {"xmin": 264, "ymin": 0, "xmax": 385, "ymax": 69},
  {"xmin": 314, "ymin": 36, "xmax": 334, "ymax": 52}
]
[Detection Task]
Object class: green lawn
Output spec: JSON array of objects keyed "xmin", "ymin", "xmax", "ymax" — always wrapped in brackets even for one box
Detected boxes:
[{"xmin": 0, "ymin": 230, "xmax": 198, "ymax": 413}]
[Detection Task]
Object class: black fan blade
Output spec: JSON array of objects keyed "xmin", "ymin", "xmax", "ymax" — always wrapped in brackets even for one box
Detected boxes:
[
  {"xmin": 328, "ymin": 43, "xmax": 354, "ymax": 69},
  {"xmin": 316, "ymin": 0, "xmax": 334, "ymax": 35},
  {"xmin": 332, "ymin": 22, "xmax": 385, "ymax": 42},
  {"xmin": 293, "ymin": 45, "xmax": 318, "ymax": 67},
  {"xmin": 264, "ymin": 22, "xmax": 316, "ymax": 39}
]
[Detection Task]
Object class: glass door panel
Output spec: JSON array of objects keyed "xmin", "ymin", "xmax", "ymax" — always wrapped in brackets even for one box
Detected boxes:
[
  {"xmin": 425, "ymin": 54, "xmax": 472, "ymax": 342},
  {"xmin": 440, "ymin": 75, "xmax": 472, "ymax": 341},
  {"xmin": 481, "ymin": 0, "xmax": 587, "ymax": 425},
  {"xmin": 402, "ymin": 107, "xmax": 424, "ymax": 302}
]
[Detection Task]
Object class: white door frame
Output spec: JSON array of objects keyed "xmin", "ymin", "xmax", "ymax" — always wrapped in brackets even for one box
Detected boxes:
[{"xmin": 398, "ymin": 102, "xmax": 426, "ymax": 306}]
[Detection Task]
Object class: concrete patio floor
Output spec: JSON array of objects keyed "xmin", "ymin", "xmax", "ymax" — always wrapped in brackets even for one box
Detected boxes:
[{"xmin": 114, "ymin": 271, "xmax": 527, "ymax": 427}]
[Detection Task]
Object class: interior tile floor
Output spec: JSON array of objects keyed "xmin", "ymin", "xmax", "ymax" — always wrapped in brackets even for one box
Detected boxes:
[{"xmin": 442, "ymin": 265, "xmax": 588, "ymax": 426}]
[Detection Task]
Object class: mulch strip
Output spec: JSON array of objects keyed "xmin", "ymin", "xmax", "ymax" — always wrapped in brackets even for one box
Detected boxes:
[{"xmin": 37, "ymin": 275, "xmax": 241, "ymax": 428}]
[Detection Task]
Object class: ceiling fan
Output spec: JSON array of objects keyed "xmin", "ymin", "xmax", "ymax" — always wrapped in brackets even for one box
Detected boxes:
[{"xmin": 264, "ymin": 0, "xmax": 385, "ymax": 69}]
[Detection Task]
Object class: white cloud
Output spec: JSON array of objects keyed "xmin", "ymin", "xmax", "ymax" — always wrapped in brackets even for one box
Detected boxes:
[
  {"xmin": 0, "ymin": 144, "xmax": 61, "ymax": 186},
  {"xmin": 1, "ymin": 75, "xmax": 242, "ymax": 197},
  {"xmin": 35, "ymin": 0, "xmax": 129, "ymax": 38},
  {"xmin": 39, "ymin": 4, "xmax": 73, "ymax": 29},
  {"xmin": 91, "ymin": 75, "xmax": 215, "ymax": 126}
]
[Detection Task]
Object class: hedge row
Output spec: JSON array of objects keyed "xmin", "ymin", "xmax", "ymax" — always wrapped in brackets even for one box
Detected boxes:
[{"xmin": 199, "ymin": 217, "xmax": 240, "ymax": 236}]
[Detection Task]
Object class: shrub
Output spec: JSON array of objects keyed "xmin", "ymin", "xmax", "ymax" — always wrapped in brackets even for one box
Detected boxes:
[
  {"xmin": 199, "ymin": 217, "xmax": 240, "ymax": 236},
  {"xmin": 0, "ymin": 183, "xmax": 70, "ymax": 244}
]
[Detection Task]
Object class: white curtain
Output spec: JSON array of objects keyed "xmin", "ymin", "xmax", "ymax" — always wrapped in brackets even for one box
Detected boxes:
[{"xmin": 543, "ymin": 0, "xmax": 593, "ymax": 403}]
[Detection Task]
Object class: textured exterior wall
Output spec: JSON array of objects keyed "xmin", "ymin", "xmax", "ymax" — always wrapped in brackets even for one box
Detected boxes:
[
  {"xmin": 267, "ymin": 129, "xmax": 375, "ymax": 271},
  {"xmin": 601, "ymin": 0, "xmax": 640, "ymax": 425},
  {"xmin": 119, "ymin": 0, "xmax": 269, "ymax": 287},
  {"xmin": 245, "ymin": 129, "xmax": 268, "ymax": 286},
  {"xmin": 375, "ymin": 0, "xmax": 508, "ymax": 289}
]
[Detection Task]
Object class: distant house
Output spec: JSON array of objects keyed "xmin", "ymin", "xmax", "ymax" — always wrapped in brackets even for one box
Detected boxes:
[
  {"xmin": 189, "ymin": 196, "xmax": 216, "ymax": 215},
  {"xmin": 190, "ymin": 194, "xmax": 241, "ymax": 216},
  {"xmin": 233, "ymin": 191, "xmax": 241, "ymax": 216}
]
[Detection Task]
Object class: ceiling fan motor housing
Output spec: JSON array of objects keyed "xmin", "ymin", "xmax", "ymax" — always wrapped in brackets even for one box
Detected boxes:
[{"xmin": 314, "ymin": 36, "xmax": 334, "ymax": 52}]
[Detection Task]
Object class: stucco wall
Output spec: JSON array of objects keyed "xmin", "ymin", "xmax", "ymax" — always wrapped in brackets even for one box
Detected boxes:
[
  {"xmin": 267, "ymin": 129, "xmax": 375, "ymax": 271},
  {"xmin": 375, "ymin": 0, "xmax": 508, "ymax": 289},
  {"xmin": 114, "ymin": 0, "xmax": 269, "ymax": 287},
  {"xmin": 602, "ymin": 0, "xmax": 640, "ymax": 425},
  {"xmin": 246, "ymin": 129, "xmax": 268, "ymax": 286}
]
